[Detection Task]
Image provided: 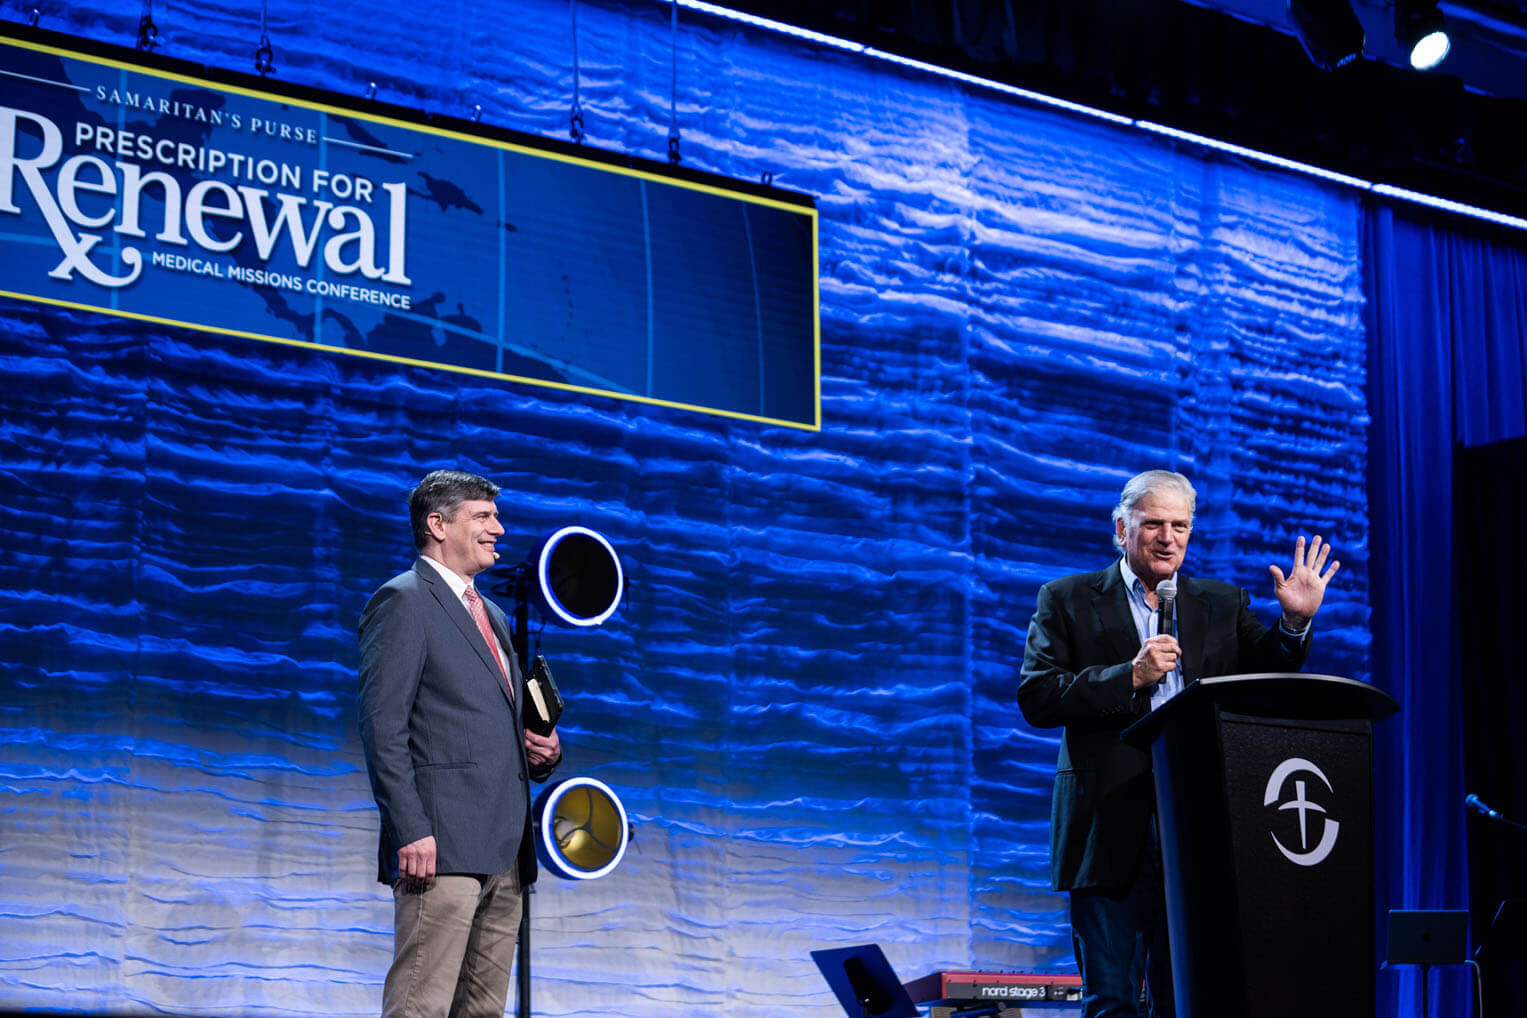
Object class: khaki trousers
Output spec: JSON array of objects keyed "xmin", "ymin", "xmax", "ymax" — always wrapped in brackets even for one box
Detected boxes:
[{"xmin": 382, "ymin": 869, "xmax": 523, "ymax": 1018}]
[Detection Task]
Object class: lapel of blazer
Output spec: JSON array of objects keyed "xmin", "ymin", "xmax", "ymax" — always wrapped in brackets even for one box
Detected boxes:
[
  {"xmin": 415, "ymin": 559, "xmax": 517, "ymax": 709},
  {"xmin": 482, "ymin": 594, "xmax": 523, "ymax": 718},
  {"xmin": 1091, "ymin": 562, "xmax": 1141, "ymax": 665},
  {"xmin": 1176, "ymin": 573, "xmax": 1209, "ymax": 681},
  {"xmin": 480, "ymin": 597, "xmax": 530, "ymax": 773}
]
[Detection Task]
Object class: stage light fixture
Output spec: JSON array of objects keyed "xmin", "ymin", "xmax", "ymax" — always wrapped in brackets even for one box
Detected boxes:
[
  {"xmin": 529, "ymin": 525, "xmax": 624, "ymax": 628},
  {"xmin": 501, "ymin": 527, "xmax": 625, "ymax": 1018},
  {"xmin": 1288, "ymin": 0, "xmax": 1365, "ymax": 71},
  {"xmin": 1396, "ymin": 0, "xmax": 1450, "ymax": 70},
  {"xmin": 535, "ymin": 777, "xmax": 631, "ymax": 880}
]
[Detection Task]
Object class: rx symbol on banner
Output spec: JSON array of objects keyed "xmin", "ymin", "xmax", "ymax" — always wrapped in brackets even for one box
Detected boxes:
[{"xmin": 1263, "ymin": 757, "xmax": 1340, "ymax": 867}]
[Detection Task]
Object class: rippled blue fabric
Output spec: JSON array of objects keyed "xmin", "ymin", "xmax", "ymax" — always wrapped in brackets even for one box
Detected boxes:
[{"xmin": 0, "ymin": 2, "xmax": 1391, "ymax": 1015}]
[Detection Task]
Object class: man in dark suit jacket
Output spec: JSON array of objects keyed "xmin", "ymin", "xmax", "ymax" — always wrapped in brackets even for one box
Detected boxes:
[
  {"xmin": 1018, "ymin": 470, "xmax": 1337, "ymax": 1018},
  {"xmin": 358, "ymin": 469, "xmax": 562, "ymax": 1018}
]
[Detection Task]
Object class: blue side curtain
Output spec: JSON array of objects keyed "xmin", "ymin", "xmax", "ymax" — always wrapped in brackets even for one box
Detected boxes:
[{"xmin": 1364, "ymin": 203, "xmax": 1527, "ymax": 1018}]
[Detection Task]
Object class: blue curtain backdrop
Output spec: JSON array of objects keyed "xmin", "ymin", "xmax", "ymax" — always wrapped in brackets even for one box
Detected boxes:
[
  {"xmin": 1364, "ymin": 204, "xmax": 1527, "ymax": 1018},
  {"xmin": 0, "ymin": 1, "xmax": 1517, "ymax": 1015}
]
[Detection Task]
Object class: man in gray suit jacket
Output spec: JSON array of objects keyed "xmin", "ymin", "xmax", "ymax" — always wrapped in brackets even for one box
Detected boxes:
[
  {"xmin": 1018, "ymin": 470, "xmax": 1338, "ymax": 1018},
  {"xmin": 359, "ymin": 469, "xmax": 562, "ymax": 1018}
]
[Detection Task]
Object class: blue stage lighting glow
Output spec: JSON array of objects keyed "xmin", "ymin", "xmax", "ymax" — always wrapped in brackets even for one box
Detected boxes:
[
  {"xmin": 866, "ymin": 46, "xmax": 1136, "ymax": 125},
  {"xmin": 679, "ymin": 1, "xmax": 865, "ymax": 53},
  {"xmin": 1372, "ymin": 184, "xmax": 1527, "ymax": 231},
  {"xmin": 677, "ymin": 0, "xmax": 1526, "ymax": 235},
  {"xmin": 1133, "ymin": 121, "xmax": 1375, "ymax": 190}
]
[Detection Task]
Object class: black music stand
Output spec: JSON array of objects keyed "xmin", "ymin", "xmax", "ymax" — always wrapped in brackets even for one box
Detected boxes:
[
  {"xmin": 1476, "ymin": 899, "xmax": 1527, "ymax": 1017},
  {"xmin": 1386, "ymin": 909, "xmax": 1469, "ymax": 1018},
  {"xmin": 810, "ymin": 944, "xmax": 920, "ymax": 1018},
  {"xmin": 1476, "ymin": 899, "xmax": 1526, "ymax": 964}
]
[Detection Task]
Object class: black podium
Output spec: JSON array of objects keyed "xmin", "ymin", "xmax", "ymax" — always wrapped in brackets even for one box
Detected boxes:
[{"xmin": 1122, "ymin": 673, "xmax": 1399, "ymax": 1018}]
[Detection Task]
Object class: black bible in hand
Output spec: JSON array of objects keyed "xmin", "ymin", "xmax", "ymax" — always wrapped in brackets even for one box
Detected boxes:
[{"xmin": 525, "ymin": 654, "xmax": 564, "ymax": 736}]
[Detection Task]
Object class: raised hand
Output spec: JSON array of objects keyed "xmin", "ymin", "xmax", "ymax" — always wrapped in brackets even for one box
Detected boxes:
[{"xmin": 1268, "ymin": 535, "xmax": 1339, "ymax": 630}]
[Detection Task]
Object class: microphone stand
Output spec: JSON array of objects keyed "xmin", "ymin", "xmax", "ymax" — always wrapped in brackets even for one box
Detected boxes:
[
  {"xmin": 511, "ymin": 564, "xmax": 534, "ymax": 1018},
  {"xmin": 1467, "ymin": 798, "xmax": 1527, "ymax": 833}
]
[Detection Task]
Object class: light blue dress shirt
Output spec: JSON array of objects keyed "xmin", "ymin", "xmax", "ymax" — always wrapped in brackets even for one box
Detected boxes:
[
  {"xmin": 1119, "ymin": 558, "xmax": 1312, "ymax": 712},
  {"xmin": 1119, "ymin": 558, "xmax": 1182, "ymax": 711}
]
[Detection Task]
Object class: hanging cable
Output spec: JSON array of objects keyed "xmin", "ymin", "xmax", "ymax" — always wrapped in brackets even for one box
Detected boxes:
[
  {"xmin": 569, "ymin": 0, "xmax": 586, "ymax": 143},
  {"xmin": 135, "ymin": 0, "xmax": 158, "ymax": 52},
  {"xmin": 254, "ymin": 0, "xmax": 275, "ymax": 75},
  {"xmin": 667, "ymin": 0, "xmax": 680, "ymax": 164}
]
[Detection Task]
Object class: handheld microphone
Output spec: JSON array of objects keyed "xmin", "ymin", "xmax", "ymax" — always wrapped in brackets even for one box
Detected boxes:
[
  {"xmin": 1465, "ymin": 793, "xmax": 1502, "ymax": 820},
  {"xmin": 1156, "ymin": 579, "xmax": 1177, "ymax": 638}
]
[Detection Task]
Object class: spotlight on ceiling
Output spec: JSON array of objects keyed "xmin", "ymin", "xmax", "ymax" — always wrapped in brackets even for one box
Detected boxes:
[
  {"xmin": 1396, "ymin": 0, "xmax": 1450, "ymax": 71},
  {"xmin": 1288, "ymin": 0, "xmax": 1365, "ymax": 71}
]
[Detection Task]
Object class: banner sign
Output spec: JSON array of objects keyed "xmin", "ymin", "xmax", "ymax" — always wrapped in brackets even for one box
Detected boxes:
[{"xmin": 0, "ymin": 27, "xmax": 820, "ymax": 429}]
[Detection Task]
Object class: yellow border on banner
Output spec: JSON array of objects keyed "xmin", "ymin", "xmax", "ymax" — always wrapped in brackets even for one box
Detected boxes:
[
  {"xmin": 2, "ymin": 288, "xmax": 819, "ymax": 430},
  {"xmin": 2, "ymin": 34, "xmax": 823, "ymax": 432}
]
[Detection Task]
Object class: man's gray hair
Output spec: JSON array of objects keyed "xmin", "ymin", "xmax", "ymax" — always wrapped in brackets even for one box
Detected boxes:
[{"xmin": 1111, "ymin": 469, "xmax": 1197, "ymax": 550}]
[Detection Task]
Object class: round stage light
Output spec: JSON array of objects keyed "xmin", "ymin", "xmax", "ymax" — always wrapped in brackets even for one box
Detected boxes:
[
  {"xmin": 1397, "ymin": 2, "xmax": 1450, "ymax": 71},
  {"xmin": 1409, "ymin": 29, "xmax": 1450, "ymax": 71},
  {"xmin": 531, "ymin": 526, "xmax": 624, "ymax": 628},
  {"xmin": 535, "ymin": 777, "xmax": 630, "ymax": 880}
]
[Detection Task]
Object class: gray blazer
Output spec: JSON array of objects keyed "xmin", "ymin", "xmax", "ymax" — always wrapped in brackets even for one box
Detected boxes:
[{"xmin": 358, "ymin": 558, "xmax": 551, "ymax": 885}]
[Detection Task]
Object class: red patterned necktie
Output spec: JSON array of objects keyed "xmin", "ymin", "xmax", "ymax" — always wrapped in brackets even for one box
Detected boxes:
[{"xmin": 463, "ymin": 586, "xmax": 513, "ymax": 700}]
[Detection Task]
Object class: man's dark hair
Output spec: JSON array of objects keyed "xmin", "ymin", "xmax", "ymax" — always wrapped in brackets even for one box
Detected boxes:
[{"xmin": 408, "ymin": 470, "xmax": 501, "ymax": 551}]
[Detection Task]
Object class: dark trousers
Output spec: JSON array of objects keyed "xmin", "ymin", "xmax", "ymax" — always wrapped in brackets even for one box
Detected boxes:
[{"xmin": 1068, "ymin": 817, "xmax": 1175, "ymax": 1018}]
